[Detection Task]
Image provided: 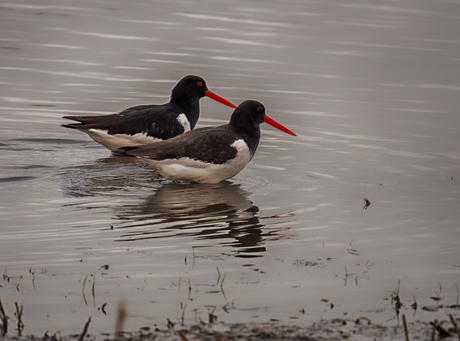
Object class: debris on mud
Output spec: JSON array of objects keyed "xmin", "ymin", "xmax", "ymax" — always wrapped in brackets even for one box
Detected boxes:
[{"xmin": 2, "ymin": 315, "xmax": 460, "ymax": 341}]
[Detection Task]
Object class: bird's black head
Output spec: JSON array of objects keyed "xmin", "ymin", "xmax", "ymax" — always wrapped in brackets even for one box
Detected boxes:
[
  {"xmin": 229, "ymin": 100, "xmax": 266, "ymax": 132},
  {"xmin": 229, "ymin": 100, "xmax": 297, "ymax": 137},
  {"xmin": 170, "ymin": 75, "xmax": 208, "ymax": 102}
]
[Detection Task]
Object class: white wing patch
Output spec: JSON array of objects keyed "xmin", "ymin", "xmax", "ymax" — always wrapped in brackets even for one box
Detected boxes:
[
  {"xmin": 86, "ymin": 129, "xmax": 161, "ymax": 151},
  {"xmin": 75, "ymin": 113, "xmax": 190, "ymax": 151},
  {"xmin": 231, "ymin": 139, "xmax": 248, "ymax": 153},
  {"xmin": 176, "ymin": 113, "xmax": 191, "ymax": 132},
  {"xmin": 143, "ymin": 138, "xmax": 252, "ymax": 183}
]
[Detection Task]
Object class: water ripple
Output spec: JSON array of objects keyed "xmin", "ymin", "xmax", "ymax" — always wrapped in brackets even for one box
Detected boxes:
[
  {"xmin": 176, "ymin": 12, "xmax": 296, "ymax": 28},
  {"xmin": 0, "ymin": 175, "xmax": 37, "ymax": 183},
  {"xmin": 46, "ymin": 27, "xmax": 157, "ymax": 41},
  {"xmin": 205, "ymin": 37, "xmax": 281, "ymax": 48}
]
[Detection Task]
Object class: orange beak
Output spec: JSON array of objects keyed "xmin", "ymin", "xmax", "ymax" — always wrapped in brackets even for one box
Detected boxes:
[
  {"xmin": 264, "ymin": 115, "xmax": 297, "ymax": 136},
  {"xmin": 205, "ymin": 89, "xmax": 237, "ymax": 109}
]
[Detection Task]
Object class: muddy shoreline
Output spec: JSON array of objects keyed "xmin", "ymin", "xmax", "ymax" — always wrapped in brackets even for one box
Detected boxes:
[
  {"xmin": 1, "ymin": 298, "xmax": 459, "ymax": 340},
  {"xmin": 2, "ymin": 314, "xmax": 460, "ymax": 341}
]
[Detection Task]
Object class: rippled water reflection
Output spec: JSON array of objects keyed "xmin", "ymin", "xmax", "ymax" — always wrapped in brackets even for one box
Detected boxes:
[
  {"xmin": 63, "ymin": 168, "xmax": 268, "ymax": 256},
  {"xmin": 1, "ymin": 0, "xmax": 460, "ymax": 336}
]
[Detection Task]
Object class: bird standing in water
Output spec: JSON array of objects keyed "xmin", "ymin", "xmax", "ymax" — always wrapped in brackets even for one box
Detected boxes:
[
  {"xmin": 62, "ymin": 75, "xmax": 236, "ymax": 151},
  {"xmin": 116, "ymin": 100, "xmax": 296, "ymax": 183}
]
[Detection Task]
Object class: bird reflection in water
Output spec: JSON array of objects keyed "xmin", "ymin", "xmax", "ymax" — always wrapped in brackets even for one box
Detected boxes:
[
  {"xmin": 61, "ymin": 158, "xmax": 294, "ymax": 257},
  {"xmin": 115, "ymin": 181, "xmax": 267, "ymax": 257}
]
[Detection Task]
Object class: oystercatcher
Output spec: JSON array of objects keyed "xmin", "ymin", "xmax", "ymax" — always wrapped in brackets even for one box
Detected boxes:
[
  {"xmin": 116, "ymin": 100, "xmax": 296, "ymax": 183},
  {"xmin": 62, "ymin": 75, "xmax": 236, "ymax": 151}
]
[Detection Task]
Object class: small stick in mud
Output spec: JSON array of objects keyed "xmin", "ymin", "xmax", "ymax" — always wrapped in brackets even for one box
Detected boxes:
[
  {"xmin": 178, "ymin": 330, "xmax": 189, "ymax": 341},
  {"xmin": 91, "ymin": 273, "xmax": 96, "ymax": 306},
  {"xmin": 449, "ymin": 314, "xmax": 460, "ymax": 341},
  {"xmin": 29, "ymin": 268, "xmax": 35, "ymax": 290},
  {"xmin": 363, "ymin": 197, "xmax": 371, "ymax": 209},
  {"xmin": 410, "ymin": 295, "xmax": 418, "ymax": 312},
  {"xmin": 208, "ymin": 307, "xmax": 217, "ymax": 324},
  {"xmin": 0, "ymin": 298, "xmax": 8, "ymax": 336},
  {"xmin": 78, "ymin": 317, "xmax": 91, "ymax": 341},
  {"xmin": 114, "ymin": 300, "xmax": 127, "ymax": 339},
  {"xmin": 216, "ymin": 267, "xmax": 221, "ymax": 285},
  {"xmin": 391, "ymin": 280, "xmax": 402, "ymax": 317},
  {"xmin": 181, "ymin": 303, "xmax": 187, "ymax": 326},
  {"xmin": 430, "ymin": 319, "xmax": 451, "ymax": 339},
  {"xmin": 220, "ymin": 271, "xmax": 228, "ymax": 300},
  {"xmin": 82, "ymin": 275, "xmax": 88, "ymax": 306},
  {"xmin": 402, "ymin": 314, "xmax": 409, "ymax": 341},
  {"xmin": 456, "ymin": 283, "xmax": 459, "ymax": 305},
  {"xmin": 431, "ymin": 320, "xmax": 436, "ymax": 341},
  {"xmin": 192, "ymin": 248, "xmax": 196, "ymax": 270},
  {"xmin": 14, "ymin": 302, "xmax": 24, "ymax": 336},
  {"xmin": 220, "ymin": 271, "xmax": 227, "ymax": 290}
]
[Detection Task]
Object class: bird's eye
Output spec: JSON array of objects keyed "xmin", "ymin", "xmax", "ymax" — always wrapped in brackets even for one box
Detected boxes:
[
  {"xmin": 257, "ymin": 106, "xmax": 263, "ymax": 112},
  {"xmin": 197, "ymin": 81, "xmax": 203, "ymax": 87}
]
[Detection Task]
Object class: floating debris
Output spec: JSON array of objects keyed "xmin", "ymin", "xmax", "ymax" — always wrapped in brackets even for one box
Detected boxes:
[{"xmin": 363, "ymin": 197, "xmax": 371, "ymax": 210}]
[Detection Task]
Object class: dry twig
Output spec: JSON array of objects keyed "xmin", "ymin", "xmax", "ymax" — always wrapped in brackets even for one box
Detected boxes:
[
  {"xmin": 78, "ymin": 317, "xmax": 91, "ymax": 341},
  {"xmin": 402, "ymin": 314, "xmax": 409, "ymax": 341},
  {"xmin": 0, "ymin": 298, "xmax": 8, "ymax": 336}
]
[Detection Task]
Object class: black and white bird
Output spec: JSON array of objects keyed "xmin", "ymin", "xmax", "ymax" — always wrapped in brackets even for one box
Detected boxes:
[
  {"xmin": 116, "ymin": 100, "xmax": 296, "ymax": 183},
  {"xmin": 62, "ymin": 75, "xmax": 236, "ymax": 151}
]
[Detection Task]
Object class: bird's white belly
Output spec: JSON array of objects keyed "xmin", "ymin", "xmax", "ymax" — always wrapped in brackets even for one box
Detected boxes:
[
  {"xmin": 86, "ymin": 129, "xmax": 160, "ymax": 151},
  {"xmin": 145, "ymin": 139, "xmax": 252, "ymax": 183}
]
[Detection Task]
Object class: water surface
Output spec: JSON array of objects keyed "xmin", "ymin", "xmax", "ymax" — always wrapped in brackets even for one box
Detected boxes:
[{"xmin": 1, "ymin": 0, "xmax": 460, "ymax": 335}]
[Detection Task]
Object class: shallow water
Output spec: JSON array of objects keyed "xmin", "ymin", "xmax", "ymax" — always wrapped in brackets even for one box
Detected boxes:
[{"xmin": 1, "ymin": 0, "xmax": 460, "ymax": 336}]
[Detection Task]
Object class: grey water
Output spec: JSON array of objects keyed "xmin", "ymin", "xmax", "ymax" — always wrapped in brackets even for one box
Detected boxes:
[{"xmin": 1, "ymin": 0, "xmax": 459, "ymax": 335}]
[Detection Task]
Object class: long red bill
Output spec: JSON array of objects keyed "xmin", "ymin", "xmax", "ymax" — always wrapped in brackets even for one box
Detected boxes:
[
  {"xmin": 205, "ymin": 89, "xmax": 237, "ymax": 109},
  {"xmin": 264, "ymin": 115, "xmax": 297, "ymax": 136}
]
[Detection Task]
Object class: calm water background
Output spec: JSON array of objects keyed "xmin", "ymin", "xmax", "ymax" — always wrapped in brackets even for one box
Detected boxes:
[{"xmin": 1, "ymin": 0, "xmax": 460, "ymax": 335}]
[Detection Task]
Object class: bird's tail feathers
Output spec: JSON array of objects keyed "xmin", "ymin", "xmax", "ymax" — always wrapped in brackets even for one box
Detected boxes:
[{"xmin": 112, "ymin": 146, "xmax": 139, "ymax": 157}]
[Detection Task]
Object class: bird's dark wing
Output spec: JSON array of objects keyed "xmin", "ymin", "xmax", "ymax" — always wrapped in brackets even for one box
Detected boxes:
[
  {"xmin": 62, "ymin": 104, "xmax": 186, "ymax": 140},
  {"xmin": 121, "ymin": 126, "xmax": 238, "ymax": 164}
]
